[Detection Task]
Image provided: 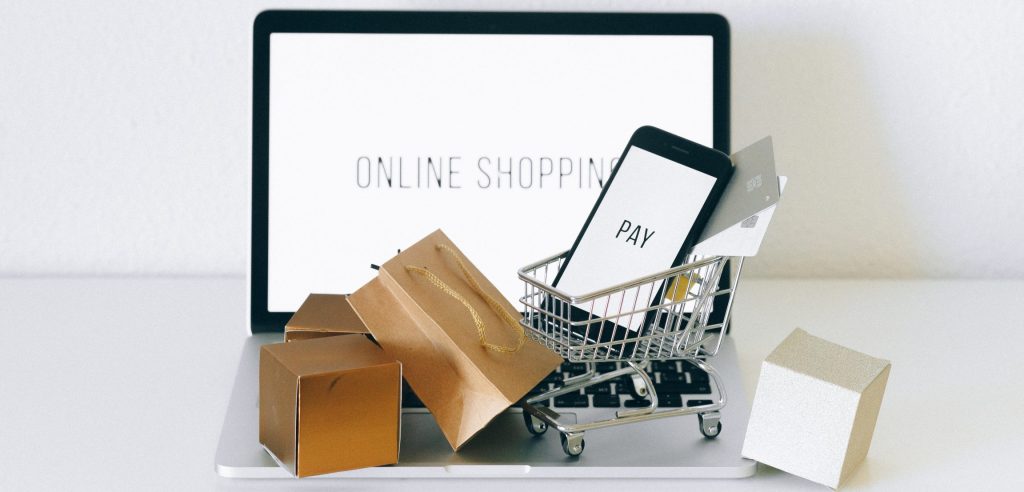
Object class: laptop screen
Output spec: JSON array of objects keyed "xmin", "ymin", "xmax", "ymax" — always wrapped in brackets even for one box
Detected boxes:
[{"xmin": 264, "ymin": 31, "xmax": 718, "ymax": 314}]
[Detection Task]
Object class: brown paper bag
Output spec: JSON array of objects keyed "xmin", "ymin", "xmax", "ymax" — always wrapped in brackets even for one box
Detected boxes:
[{"xmin": 349, "ymin": 229, "xmax": 562, "ymax": 451}]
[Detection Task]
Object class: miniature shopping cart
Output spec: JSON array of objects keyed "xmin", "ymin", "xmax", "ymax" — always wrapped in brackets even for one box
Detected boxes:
[{"xmin": 518, "ymin": 251, "xmax": 744, "ymax": 457}]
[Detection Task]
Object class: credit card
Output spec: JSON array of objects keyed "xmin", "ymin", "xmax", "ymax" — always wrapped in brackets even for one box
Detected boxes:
[
  {"xmin": 697, "ymin": 136, "xmax": 780, "ymax": 243},
  {"xmin": 692, "ymin": 176, "xmax": 787, "ymax": 257}
]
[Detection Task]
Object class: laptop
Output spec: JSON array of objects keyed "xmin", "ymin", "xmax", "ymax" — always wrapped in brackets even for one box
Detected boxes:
[{"xmin": 216, "ymin": 10, "xmax": 755, "ymax": 478}]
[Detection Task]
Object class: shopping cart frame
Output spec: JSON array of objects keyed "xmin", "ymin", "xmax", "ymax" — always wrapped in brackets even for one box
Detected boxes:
[{"xmin": 517, "ymin": 251, "xmax": 745, "ymax": 457}]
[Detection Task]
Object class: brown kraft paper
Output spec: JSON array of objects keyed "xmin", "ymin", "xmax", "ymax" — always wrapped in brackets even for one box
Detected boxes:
[{"xmin": 349, "ymin": 229, "xmax": 562, "ymax": 451}]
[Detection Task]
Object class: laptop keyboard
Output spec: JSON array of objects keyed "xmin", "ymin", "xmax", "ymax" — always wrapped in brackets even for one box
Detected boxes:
[{"xmin": 401, "ymin": 360, "xmax": 712, "ymax": 409}]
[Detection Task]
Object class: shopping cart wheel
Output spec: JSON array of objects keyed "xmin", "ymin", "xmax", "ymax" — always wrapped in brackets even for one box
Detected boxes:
[
  {"xmin": 698, "ymin": 413, "xmax": 722, "ymax": 439},
  {"xmin": 560, "ymin": 432, "xmax": 585, "ymax": 457},
  {"xmin": 523, "ymin": 411, "xmax": 548, "ymax": 436}
]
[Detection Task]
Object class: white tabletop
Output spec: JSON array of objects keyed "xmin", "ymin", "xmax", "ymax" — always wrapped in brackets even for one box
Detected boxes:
[{"xmin": 1, "ymin": 277, "xmax": 1021, "ymax": 491}]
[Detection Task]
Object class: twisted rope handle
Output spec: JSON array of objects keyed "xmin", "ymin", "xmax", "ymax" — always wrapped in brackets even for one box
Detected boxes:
[{"xmin": 405, "ymin": 244, "xmax": 526, "ymax": 353}]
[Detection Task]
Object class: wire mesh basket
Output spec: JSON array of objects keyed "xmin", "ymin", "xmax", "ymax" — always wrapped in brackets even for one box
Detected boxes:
[
  {"xmin": 519, "ymin": 251, "xmax": 741, "ymax": 363},
  {"xmin": 517, "ymin": 251, "xmax": 745, "ymax": 456}
]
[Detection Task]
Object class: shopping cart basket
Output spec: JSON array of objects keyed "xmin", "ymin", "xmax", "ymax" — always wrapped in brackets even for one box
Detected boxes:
[{"xmin": 518, "ymin": 251, "xmax": 745, "ymax": 456}]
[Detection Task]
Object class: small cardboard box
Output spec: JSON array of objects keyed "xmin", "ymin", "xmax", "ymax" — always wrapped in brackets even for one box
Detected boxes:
[
  {"xmin": 284, "ymin": 293, "xmax": 368, "ymax": 342},
  {"xmin": 259, "ymin": 334, "xmax": 401, "ymax": 477},
  {"xmin": 742, "ymin": 328, "xmax": 891, "ymax": 489}
]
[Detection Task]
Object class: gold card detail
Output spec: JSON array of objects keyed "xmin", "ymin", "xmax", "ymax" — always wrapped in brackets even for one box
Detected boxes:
[{"xmin": 664, "ymin": 272, "xmax": 702, "ymax": 302}]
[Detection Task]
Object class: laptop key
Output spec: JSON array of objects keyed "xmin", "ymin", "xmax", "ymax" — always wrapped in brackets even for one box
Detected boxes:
[
  {"xmin": 623, "ymin": 398, "xmax": 652, "ymax": 408},
  {"xmin": 564, "ymin": 362, "xmax": 588, "ymax": 373},
  {"xmin": 554, "ymin": 392, "xmax": 589, "ymax": 408},
  {"xmin": 651, "ymin": 360, "xmax": 677, "ymax": 372},
  {"xmin": 595, "ymin": 362, "xmax": 618, "ymax": 373},
  {"xmin": 564, "ymin": 367, "xmax": 588, "ymax": 377},
  {"xmin": 657, "ymin": 382, "xmax": 712, "ymax": 395},
  {"xmin": 659, "ymin": 394, "xmax": 683, "ymax": 407},
  {"xmin": 686, "ymin": 370, "xmax": 710, "ymax": 383},
  {"xmin": 654, "ymin": 383, "xmax": 689, "ymax": 394},
  {"xmin": 660, "ymin": 371, "xmax": 685, "ymax": 383},
  {"xmin": 612, "ymin": 375, "xmax": 649, "ymax": 396},
  {"xmin": 543, "ymin": 371, "xmax": 564, "ymax": 383},
  {"xmin": 592, "ymin": 395, "xmax": 621, "ymax": 408},
  {"xmin": 687, "ymin": 399, "xmax": 714, "ymax": 407},
  {"xmin": 584, "ymin": 382, "xmax": 612, "ymax": 395}
]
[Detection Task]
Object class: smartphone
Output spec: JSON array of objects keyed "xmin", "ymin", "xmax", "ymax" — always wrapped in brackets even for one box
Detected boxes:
[{"xmin": 550, "ymin": 126, "xmax": 733, "ymax": 355}]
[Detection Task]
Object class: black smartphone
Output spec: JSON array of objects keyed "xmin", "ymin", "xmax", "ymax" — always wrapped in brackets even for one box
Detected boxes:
[{"xmin": 549, "ymin": 126, "xmax": 734, "ymax": 356}]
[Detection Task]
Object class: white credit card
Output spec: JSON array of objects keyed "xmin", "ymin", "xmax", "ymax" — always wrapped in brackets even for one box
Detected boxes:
[
  {"xmin": 692, "ymin": 175, "xmax": 787, "ymax": 257},
  {"xmin": 698, "ymin": 137, "xmax": 779, "ymax": 242}
]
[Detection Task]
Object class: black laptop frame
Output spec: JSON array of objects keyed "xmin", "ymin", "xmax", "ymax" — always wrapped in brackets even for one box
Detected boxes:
[{"xmin": 250, "ymin": 10, "xmax": 731, "ymax": 333}]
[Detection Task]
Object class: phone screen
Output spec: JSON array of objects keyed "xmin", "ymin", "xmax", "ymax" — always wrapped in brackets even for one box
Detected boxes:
[{"xmin": 554, "ymin": 145, "xmax": 718, "ymax": 332}]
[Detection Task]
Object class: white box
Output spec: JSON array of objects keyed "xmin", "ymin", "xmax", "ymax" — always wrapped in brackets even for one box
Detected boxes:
[{"xmin": 742, "ymin": 328, "xmax": 891, "ymax": 489}]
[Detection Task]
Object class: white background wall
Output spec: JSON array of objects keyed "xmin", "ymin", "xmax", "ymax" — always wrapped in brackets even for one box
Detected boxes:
[{"xmin": 2, "ymin": 0, "xmax": 1022, "ymax": 279}]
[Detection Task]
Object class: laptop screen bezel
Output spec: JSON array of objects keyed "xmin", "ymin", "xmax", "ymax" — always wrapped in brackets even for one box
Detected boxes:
[{"xmin": 250, "ymin": 10, "xmax": 731, "ymax": 333}]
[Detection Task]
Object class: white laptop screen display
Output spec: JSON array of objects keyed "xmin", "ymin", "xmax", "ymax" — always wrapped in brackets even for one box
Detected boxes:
[{"xmin": 267, "ymin": 33, "xmax": 714, "ymax": 312}]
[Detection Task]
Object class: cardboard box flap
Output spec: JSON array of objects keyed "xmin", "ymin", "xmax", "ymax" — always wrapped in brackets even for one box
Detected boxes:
[
  {"xmin": 265, "ymin": 334, "xmax": 395, "ymax": 377},
  {"xmin": 259, "ymin": 346, "xmax": 300, "ymax": 472},
  {"xmin": 378, "ymin": 229, "xmax": 561, "ymax": 401},
  {"xmin": 286, "ymin": 293, "xmax": 368, "ymax": 334}
]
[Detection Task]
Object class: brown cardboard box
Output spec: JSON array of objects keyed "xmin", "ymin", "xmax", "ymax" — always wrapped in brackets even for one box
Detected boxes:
[
  {"xmin": 349, "ymin": 229, "xmax": 562, "ymax": 451},
  {"xmin": 259, "ymin": 335, "xmax": 401, "ymax": 477},
  {"xmin": 284, "ymin": 293, "xmax": 368, "ymax": 342}
]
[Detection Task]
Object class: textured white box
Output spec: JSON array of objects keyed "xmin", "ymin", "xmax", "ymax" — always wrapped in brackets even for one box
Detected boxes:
[{"xmin": 742, "ymin": 328, "xmax": 891, "ymax": 489}]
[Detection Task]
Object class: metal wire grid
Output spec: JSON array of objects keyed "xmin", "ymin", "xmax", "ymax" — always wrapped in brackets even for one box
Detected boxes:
[{"xmin": 519, "ymin": 251, "xmax": 741, "ymax": 363}]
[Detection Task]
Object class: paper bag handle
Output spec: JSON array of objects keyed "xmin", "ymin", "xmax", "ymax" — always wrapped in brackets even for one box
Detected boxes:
[{"xmin": 406, "ymin": 244, "xmax": 526, "ymax": 353}]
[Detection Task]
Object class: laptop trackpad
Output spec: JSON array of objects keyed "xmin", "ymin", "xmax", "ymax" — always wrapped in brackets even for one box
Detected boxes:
[{"xmin": 398, "ymin": 412, "xmax": 577, "ymax": 465}]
